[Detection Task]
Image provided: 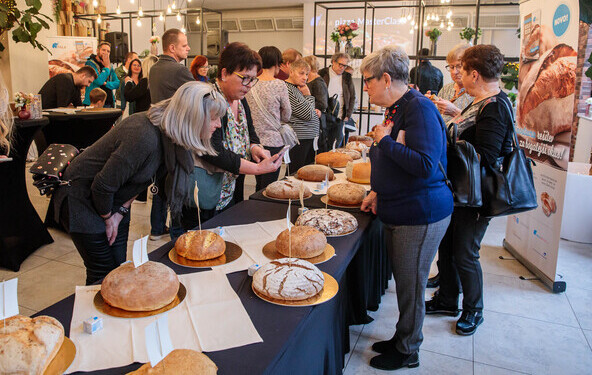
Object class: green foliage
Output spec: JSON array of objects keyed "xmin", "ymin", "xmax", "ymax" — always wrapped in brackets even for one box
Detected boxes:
[
  {"xmin": 501, "ymin": 62, "xmax": 519, "ymax": 91},
  {"xmin": 426, "ymin": 28, "xmax": 442, "ymax": 42},
  {"xmin": 0, "ymin": 0, "xmax": 52, "ymax": 52},
  {"xmin": 459, "ymin": 27, "xmax": 482, "ymax": 43},
  {"xmin": 586, "ymin": 51, "xmax": 592, "ymax": 81}
]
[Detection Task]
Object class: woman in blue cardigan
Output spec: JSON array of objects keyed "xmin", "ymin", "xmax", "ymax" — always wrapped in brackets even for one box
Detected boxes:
[{"xmin": 360, "ymin": 46, "xmax": 453, "ymax": 371}]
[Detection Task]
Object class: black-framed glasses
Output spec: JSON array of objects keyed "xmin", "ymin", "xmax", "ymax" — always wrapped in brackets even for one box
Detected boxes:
[
  {"xmin": 362, "ymin": 76, "xmax": 376, "ymax": 85},
  {"xmin": 335, "ymin": 62, "xmax": 349, "ymax": 69},
  {"xmin": 445, "ymin": 64, "xmax": 462, "ymax": 72},
  {"xmin": 233, "ymin": 72, "xmax": 259, "ymax": 86}
]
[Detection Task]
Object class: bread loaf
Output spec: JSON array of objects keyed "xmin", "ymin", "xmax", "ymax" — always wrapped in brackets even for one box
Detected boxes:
[
  {"xmin": 315, "ymin": 151, "xmax": 352, "ymax": 168},
  {"xmin": 0, "ymin": 315, "xmax": 64, "ymax": 375},
  {"xmin": 334, "ymin": 148, "xmax": 361, "ymax": 160},
  {"xmin": 275, "ymin": 226, "xmax": 327, "ymax": 258},
  {"xmin": 175, "ymin": 230, "xmax": 226, "ymax": 260},
  {"xmin": 101, "ymin": 261, "xmax": 180, "ymax": 311},
  {"xmin": 295, "ymin": 209, "xmax": 358, "ymax": 236},
  {"xmin": 128, "ymin": 349, "xmax": 218, "ymax": 375},
  {"xmin": 253, "ymin": 258, "xmax": 325, "ymax": 301},
  {"xmin": 345, "ymin": 141, "xmax": 369, "ymax": 153},
  {"xmin": 327, "ymin": 183, "xmax": 366, "ymax": 205},
  {"xmin": 346, "ymin": 161, "xmax": 371, "ymax": 184},
  {"xmin": 297, "ymin": 165, "xmax": 334, "ymax": 182},
  {"xmin": 265, "ymin": 180, "xmax": 311, "ymax": 199},
  {"xmin": 347, "ymin": 135, "xmax": 373, "ymax": 147}
]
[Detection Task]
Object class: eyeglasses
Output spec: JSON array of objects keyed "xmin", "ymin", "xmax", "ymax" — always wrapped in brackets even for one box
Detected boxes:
[
  {"xmin": 445, "ymin": 64, "xmax": 463, "ymax": 72},
  {"xmin": 335, "ymin": 62, "xmax": 349, "ymax": 69},
  {"xmin": 362, "ymin": 76, "xmax": 376, "ymax": 86},
  {"xmin": 199, "ymin": 65, "xmax": 209, "ymax": 70},
  {"xmin": 233, "ymin": 72, "xmax": 259, "ymax": 86}
]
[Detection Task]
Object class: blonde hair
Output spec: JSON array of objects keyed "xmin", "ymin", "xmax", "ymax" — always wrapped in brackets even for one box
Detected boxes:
[
  {"xmin": 148, "ymin": 81, "xmax": 227, "ymax": 156},
  {"xmin": 89, "ymin": 87, "xmax": 107, "ymax": 104},
  {"xmin": 446, "ymin": 44, "xmax": 470, "ymax": 64},
  {"xmin": 290, "ymin": 58, "xmax": 311, "ymax": 73},
  {"xmin": 141, "ymin": 55, "xmax": 158, "ymax": 80},
  {"xmin": 0, "ymin": 71, "xmax": 13, "ymax": 155},
  {"xmin": 303, "ymin": 55, "xmax": 319, "ymax": 73}
]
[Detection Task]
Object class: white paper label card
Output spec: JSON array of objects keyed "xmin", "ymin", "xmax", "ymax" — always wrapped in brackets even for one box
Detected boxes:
[
  {"xmin": 132, "ymin": 235, "xmax": 149, "ymax": 268},
  {"xmin": 286, "ymin": 200, "xmax": 291, "ymax": 230},
  {"xmin": 0, "ymin": 278, "xmax": 19, "ymax": 320},
  {"xmin": 313, "ymin": 136, "xmax": 319, "ymax": 151},
  {"xmin": 145, "ymin": 313, "xmax": 174, "ymax": 367},
  {"xmin": 194, "ymin": 182, "xmax": 199, "ymax": 207},
  {"xmin": 362, "ymin": 148, "xmax": 368, "ymax": 162},
  {"xmin": 332, "ymin": 140, "xmax": 336, "ymax": 151},
  {"xmin": 283, "ymin": 150, "xmax": 291, "ymax": 164},
  {"xmin": 324, "ymin": 172, "xmax": 329, "ymax": 187}
]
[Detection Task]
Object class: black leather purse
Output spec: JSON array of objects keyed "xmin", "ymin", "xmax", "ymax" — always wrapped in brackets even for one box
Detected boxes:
[
  {"xmin": 29, "ymin": 144, "xmax": 79, "ymax": 196},
  {"xmin": 479, "ymin": 99, "xmax": 537, "ymax": 217},
  {"xmin": 439, "ymin": 122, "xmax": 483, "ymax": 208}
]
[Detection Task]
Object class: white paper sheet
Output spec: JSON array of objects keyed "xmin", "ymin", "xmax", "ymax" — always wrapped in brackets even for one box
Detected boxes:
[{"xmin": 0, "ymin": 278, "xmax": 19, "ymax": 320}]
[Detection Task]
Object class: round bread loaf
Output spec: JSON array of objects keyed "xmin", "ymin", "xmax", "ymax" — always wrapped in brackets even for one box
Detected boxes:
[
  {"xmin": 175, "ymin": 230, "xmax": 226, "ymax": 260},
  {"xmin": 295, "ymin": 209, "xmax": 358, "ymax": 236},
  {"xmin": 101, "ymin": 261, "xmax": 180, "ymax": 311},
  {"xmin": 297, "ymin": 165, "xmax": 334, "ymax": 182},
  {"xmin": 346, "ymin": 161, "xmax": 371, "ymax": 184},
  {"xmin": 315, "ymin": 151, "xmax": 352, "ymax": 168},
  {"xmin": 334, "ymin": 148, "xmax": 361, "ymax": 160},
  {"xmin": 348, "ymin": 135, "xmax": 373, "ymax": 147},
  {"xmin": 345, "ymin": 141, "xmax": 369, "ymax": 153},
  {"xmin": 253, "ymin": 258, "xmax": 325, "ymax": 301},
  {"xmin": 275, "ymin": 226, "xmax": 327, "ymax": 258},
  {"xmin": 265, "ymin": 180, "xmax": 311, "ymax": 199},
  {"xmin": 129, "ymin": 349, "xmax": 218, "ymax": 375},
  {"xmin": 327, "ymin": 183, "xmax": 366, "ymax": 205}
]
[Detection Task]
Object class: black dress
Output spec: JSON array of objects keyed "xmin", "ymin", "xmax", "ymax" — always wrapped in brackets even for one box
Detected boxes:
[{"xmin": 124, "ymin": 78, "xmax": 151, "ymax": 114}]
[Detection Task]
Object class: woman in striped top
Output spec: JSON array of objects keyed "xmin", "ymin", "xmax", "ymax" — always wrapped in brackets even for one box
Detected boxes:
[{"xmin": 285, "ymin": 59, "xmax": 320, "ymax": 171}]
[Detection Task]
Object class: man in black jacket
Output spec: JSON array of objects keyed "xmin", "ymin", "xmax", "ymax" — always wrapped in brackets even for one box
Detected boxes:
[
  {"xmin": 318, "ymin": 53, "xmax": 356, "ymax": 148},
  {"xmin": 409, "ymin": 48, "xmax": 444, "ymax": 94},
  {"xmin": 38, "ymin": 66, "xmax": 97, "ymax": 109}
]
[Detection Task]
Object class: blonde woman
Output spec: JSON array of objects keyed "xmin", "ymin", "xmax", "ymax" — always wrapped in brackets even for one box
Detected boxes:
[
  {"xmin": 0, "ymin": 72, "xmax": 13, "ymax": 158},
  {"xmin": 53, "ymin": 81, "xmax": 227, "ymax": 284}
]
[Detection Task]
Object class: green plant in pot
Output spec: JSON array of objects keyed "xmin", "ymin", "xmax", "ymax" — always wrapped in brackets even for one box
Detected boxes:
[
  {"xmin": 501, "ymin": 62, "xmax": 519, "ymax": 91},
  {"xmin": 0, "ymin": 0, "xmax": 52, "ymax": 52},
  {"xmin": 425, "ymin": 28, "xmax": 442, "ymax": 55},
  {"xmin": 459, "ymin": 27, "xmax": 482, "ymax": 44}
]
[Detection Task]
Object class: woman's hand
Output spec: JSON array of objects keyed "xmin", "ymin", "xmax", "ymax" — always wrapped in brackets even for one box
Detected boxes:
[
  {"xmin": 256, "ymin": 153, "xmax": 282, "ymax": 174},
  {"xmin": 315, "ymin": 109, "xmax": 322, "ymax": 118},
  {"xmin": 298, "ymin": 85, "xmax": 311, "ymax": 96},
  {"xmin": 435, "ymin": 99, "xmax": 461, "ymax": 117},
  {"xmin": 361, "ymin": 191, "xmax": 377, "ymax": 214},
  {"xmin": 251, "ymin": 144, "xmax": 271, "ymax": 162},
  {"xmin": 373, "ymin": 122, "xmax": 394, "ymax": 144},
  {"xmin": 104, "ymin": 213, "xmax": 123, "ymax": 245},
  {"xmin": 125, "ymin": 76, "xmax": 133, "ymax": 83}
]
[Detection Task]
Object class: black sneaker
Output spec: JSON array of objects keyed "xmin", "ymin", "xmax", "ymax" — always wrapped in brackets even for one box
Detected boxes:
[
  {"xmin": 456, "ymin": 311, "xmax": 483, "ymax": 336},
  {"xmin": 371, "ymin": 339, "xmax": 395, "ymax": 354},
  {"xmin": 427, "ymin": 273, "xmax": 440, "ymax": 288},
  {"xmin": 370, "ymin": 348, "xmax": 419, "ymax": 370},
  {"xmin": 425, "ymin": 295, "xmax": 460, "ymax": 316}
]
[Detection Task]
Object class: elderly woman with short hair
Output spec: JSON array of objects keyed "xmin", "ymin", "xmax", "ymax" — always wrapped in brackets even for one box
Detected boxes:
[
  {"xmin": 53, "ymin": 82, "xmax": 227, "ymax": 285},
  {"xmin": 360, "ymin": 46, "xmax": 452, "ymax": 371}
]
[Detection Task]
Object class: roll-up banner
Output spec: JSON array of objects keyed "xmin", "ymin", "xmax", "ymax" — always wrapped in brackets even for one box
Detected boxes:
[
  {"xmin": 504, "ymin": 0, "xmax": 580, "ymax": 292},
  {"xmin": 46, "ymin": 36, "xmax": 97, "ymax": 78}
]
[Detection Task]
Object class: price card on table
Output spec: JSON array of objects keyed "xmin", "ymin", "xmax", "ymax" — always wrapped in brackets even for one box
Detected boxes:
[
  {"xmin": 362, "ymin": 148, "xmax": 368, "ymax": 162},
  {"xmin": 283, "ymin": 150, "xmax": 291, "ymax": 164},
  {"xmin": 313, "ymin": 136, "xmax": 319, "ymax": 151},
  {"xmin": 0, "ymin": 278, "xmax": 19, "ymax": 320},
  {"xmin": 132, "ymin": 235, "xmax": 149, "ymax": 268},
  {"xmin": 332, "ymin": 140, "xmax": 336, "ymax": 151},
  {"xmin": 145, "ymin": 313, "xmax": 174, "ymax": 367}
]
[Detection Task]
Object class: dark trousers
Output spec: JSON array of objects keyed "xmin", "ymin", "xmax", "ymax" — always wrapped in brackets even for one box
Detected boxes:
[
  {"xmin": 255, "ymin": 145, "xmax": 284, "ymax": 191},
  {"xmin": 289, "ymin": 139, "xmax": 314, "ymax": 173},
  {"xmin": 327, "ymin": 120, "xmax": 344, "ymax": 149},
  {"xmin": 150, "ymin": 193, "xmax": 168, "ymax": 235},
  {"xmin": 384, "ymin": 216, "xmax": 450, "ymax": 354},
  {"xmin": 437, "ymin": 207, "xmax": 491, "ymax": 312}
]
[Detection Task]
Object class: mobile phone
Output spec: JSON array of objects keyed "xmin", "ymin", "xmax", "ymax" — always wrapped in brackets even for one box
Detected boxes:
[
  {"xmin": 0, "ymin": 157, "xmax": 13, "ymax": 162},
  {"xmin": 276, "ymin": 145, "xmax": 290, "ymax": 160}
]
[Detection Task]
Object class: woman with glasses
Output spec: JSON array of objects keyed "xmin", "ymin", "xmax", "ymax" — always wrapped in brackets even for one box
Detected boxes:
[
  {"xmin": 359, "ymin": 45, "xmax": 452, "ymax": 371},
  {"xmin": 190, "ymin": 55, "xmax": 210, "ymax": 82},
  {"xmin": 245, "ymin": 46, "xmax": 292, "ymax": 191},
  {"xmin": 428, "ymin": 44, "xmax": 474, "ymax": 124}
]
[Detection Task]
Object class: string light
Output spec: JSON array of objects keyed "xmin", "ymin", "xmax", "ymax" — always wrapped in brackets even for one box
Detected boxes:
[
  {"xmin": 136, "ymin": 17, "xmax": 142, "ymax": 27},
  {"xmin": 176, "ymin": 12, "xmax": 181, "ymax": 21},
  {"xmin": 423, "ymin": 21, "xmax": 427, "ymax": 27},
  {"xmin": 92, "ymin": 0, "xmax": 98, "ymax": 7},
  {"xmin": 116, "ymin": 5, "xmax": 121, "ymax": 14},
  {"xmin": 159, "ymin": 12, "xmax": 164, "ymax": 21},
  {"xmin": 166, "ymin": 5, "xmax": 172, "ymax": 14},
  {"xmin": 138, "ymin": 7, "xmax": 143, "ymax": 16},
  {"xmin": 196, "ymin": 17, "xmax": 201, "ymax": 25},
  {"xmin": 181, "ymin": 26, "xmax": 186, "ymax": 33},
  {"xmin": 414, "ymin": 24, "xmax": 418, "ymax": 30},
  {"xmin": 440, "ymin": 21, "xmax": 444, "ymax": 28},
  {"xmin": 130, "ymin": 0, "xmax": 134, "ymax": 3},
  {"xmin": 97, "ymin": 14, "xmax": 102, "ymax": 24},
  {"xmin": 409, "ymin": 28, "xmax": 414, "ymax": 34},
  {"xmin": 171, "ymin": 1, "xmax": 176, "ymax": 9}
]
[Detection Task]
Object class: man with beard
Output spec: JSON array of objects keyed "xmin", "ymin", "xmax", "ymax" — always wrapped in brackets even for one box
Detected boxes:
[
  {"xmin": 83, "ymin": 42, "xmax": 120, "ymax": 107},
  {"xmin": 39, "ymin": 66, "xmax": 97, "ymax": 109}
]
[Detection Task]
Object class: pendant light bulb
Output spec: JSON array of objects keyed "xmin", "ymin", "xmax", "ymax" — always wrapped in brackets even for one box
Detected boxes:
[
  {"xmin": 447, "ymin": 26, "xmax": 452, "ymax": 31},
  {"xmin": 138, "ymin": 7, "xmax": 143, "ymax": 16},
  {"xmin": 136, "ymin": 17, "xmax": 142, "ymax": 27},
  {"xmin": 414, "ymin": 24, "xmax": 418, "ymax": 30},
  {"xmin": 116, "ymin": 5, "xmax": 121, "ymax": 14},
  {"xmin": 176, "ymin": 12, "xmax": 181, "ymax": 21},
  {"xmin": 97, "ymin": 14, "xmax": 102, "ymax": 24},
  {"xmin": 440, "ymin": 21, "xmax": 444, "ymax": 28},
  {"xmin": 92, "ymin": 0, "xmax": 98, "ymax": 7},
  {"xmin": 410, "ymin": 19, "xmax": 415, "ymax": 26},
  {"xmin": 130, "ymin": 0, "xmax": 134, "ymax": 3},
  {"xmin": 196, "ymin": 17, "xmax": 200, "ymax": 25},
  {"xmin": 171, "ymin": 1, "xmax": 176, "ymax": 9},
  {"xmin": 159, "ymin": 12, "xmax": 164, "ymax": 21},
  {"xmin": 409, "ymin": 28, "xmax": 414, "ymax": 34},
  {"xmin": 166, "ymin": 5, "xmax": 171, "ymax": 14},
  {"xmin": 181, "ymin": 27, "xmax": 186, "ymax": 33},
  {"xmin": 423, "ymin": 21, "xmax": 427, "ymax": 27}
]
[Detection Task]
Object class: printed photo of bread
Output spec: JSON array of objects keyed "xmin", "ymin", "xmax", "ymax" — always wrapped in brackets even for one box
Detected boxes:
[{"xmin": 540, "ymin": 192, "xmax": 557, "ymax": 217}]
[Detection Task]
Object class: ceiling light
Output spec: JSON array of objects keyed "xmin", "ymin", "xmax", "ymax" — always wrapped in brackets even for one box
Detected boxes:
[
  {"xmin": 92, "ymin": 0, "xmax": 98, "ymax": 7},
  {"xmin": 414, "ymin": 24, "xmax": 418, "ymax": 30},
  {"xmin": 171, "ymin": 1, "xmax": 176, "ymax": 9},
  {"xmin": 181, "ymin": 26, "xmax": 186, "ymax": 33},
  {"xmin": 159, "ymin": 12, "xmax": 164, "ymax": 21},
  {"xmin": 136, "ymin": 17, "xmax": 142, "ymax": 27},
  {"xmin": 409, "ymin": 28, "xmax": 414, "ymax": 34},
  {"xmin": 176, "ymin": 12, "xmax": 181, "ymax": 21},
  {"xmin": 97, "ymin": 14, "xmax": 102, "ymax": 24},
  {"xmin": 196, "ymin": 17, "xmax": 200, "ymax": 25},
  {"xmin": 130, "ymin": 0, "xmax": 134, "ymax": 3},
  {"xmin": 440, "ymin": 21, "xmax": 444, "ymax": 28},
  {"xmin": 116, "ymin": 5, "xmax": 121, "ymax": 14},
  {"xmin": 138, "ymin": 7, "xmax": 143, "ymax": 16},
  {"xmin": 166, "ymin": 5, "xmax": 171, "ymax": 14},
  {"xmin": 423, "ymin": 21, "xmax": 427, "ymax": 27}
]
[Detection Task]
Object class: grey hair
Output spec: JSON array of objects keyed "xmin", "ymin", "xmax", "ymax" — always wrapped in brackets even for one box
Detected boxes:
[
  {"xmin": 360, "ymin": 45, "xmax": 409, "ymax": 84},
  {"xmin": 331, "ymin": 52, "xmax": 350, "ymax": 63},
  {"xmin": 148, "ymin": 81, "xmax": 227, "ymax": 156},
  {"xmin": 446, "ymin": 44, "xmax": 470, "ymax": 64},
  {"xmin": 302, "ymin": 55, "xmax": 319, "ymax": 73},
  {"xmin": 290, "ymin": 58, "xmax": 311, "ymax": 72},
  {"xmin": 141, "ymin": 55, "xmax": 158, "ymax": 80}
]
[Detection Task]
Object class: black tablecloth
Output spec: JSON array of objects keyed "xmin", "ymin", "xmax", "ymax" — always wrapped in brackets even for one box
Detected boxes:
[
  {"xmin": 36, "ymin": 109, "xmax": 122, "ymax": 154},
  {"xmin": 36, "ymin": 199, "xmax": 390, "ymax": 374},
  {"xmin": 0, "ymin": 117, "xmax": 53, "ymax": 271}
]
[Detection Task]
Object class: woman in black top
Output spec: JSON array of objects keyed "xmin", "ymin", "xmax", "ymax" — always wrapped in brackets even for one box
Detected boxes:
[
  {"xmin": 425, "ymin": 45, "xmax": 513, "ymax": 336},
  {"xmin": 303, "ymin": 55, "xmax": 329, "ymax": 152},
  {"xmin": 123, "ymin": 58, "xmax": 151, "ymax": 114},
  {"xmin": 53, "ymin": 82, "xmax": 227, "ymax": 284}
]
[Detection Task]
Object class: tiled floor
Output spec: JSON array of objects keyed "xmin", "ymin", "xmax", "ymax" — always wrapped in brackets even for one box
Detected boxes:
[{"xmin": 4, "ymin": 165, "xmax": 592, "ymax": 374}]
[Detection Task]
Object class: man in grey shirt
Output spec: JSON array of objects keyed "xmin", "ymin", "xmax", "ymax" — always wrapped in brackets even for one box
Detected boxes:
[{"xmin": 148, "ymin": 28, "xmax": 194, "ymax": 240}]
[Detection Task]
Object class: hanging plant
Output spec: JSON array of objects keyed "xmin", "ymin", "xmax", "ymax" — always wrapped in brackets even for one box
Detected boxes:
[
  {"xmin": 0, "ymin": 0, "xmax": 53, "ymax": 52},
  {"xmin": 459, "ymin": 27, "xmax": 482, "ymax": 43},
  {"xmin": 425, "ymin": 28, "xmax": 442, "ymax": 42},
  {"xmin": 501, "ymin": 62, "xmax": 519, "ymax": 91}
]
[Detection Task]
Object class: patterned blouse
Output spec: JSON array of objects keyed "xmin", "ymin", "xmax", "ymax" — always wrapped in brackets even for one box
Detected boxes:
[
  {"xmin": 438, "ymin": 82, "xmax": 473, "ymax": 124},
  {"xmin": 245, "ymin": 79, "xmax": 291, "ymax": 148}
]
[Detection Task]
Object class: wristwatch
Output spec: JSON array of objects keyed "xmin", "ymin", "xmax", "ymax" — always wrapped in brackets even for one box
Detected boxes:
[{"xmin": 116, "ymin": 206, "xmax": 130, "ymax": 217}]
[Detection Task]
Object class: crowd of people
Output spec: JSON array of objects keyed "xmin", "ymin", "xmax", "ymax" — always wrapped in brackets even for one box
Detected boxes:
[{"xmin": 0, "ymin": 28, "xmax": 515, "ymax": 371}]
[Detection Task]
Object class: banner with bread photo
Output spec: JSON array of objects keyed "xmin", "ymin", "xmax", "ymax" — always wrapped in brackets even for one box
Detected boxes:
[{"xmin": 516, "ymin": 1, "xmax": 578, "ymax": 171}]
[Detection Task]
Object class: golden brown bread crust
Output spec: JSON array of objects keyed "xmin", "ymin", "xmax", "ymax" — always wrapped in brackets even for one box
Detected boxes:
[
  {"xmin": 101, "ymin": 262, "xmax": 180, "ymax": 312},
  {"xmin": 315, "ymin": 151, "xmax": 353, "ymax": 168},
  {"xmin": 297, "ymin": 165, "xmax": 334, "ymax": 182},
  {"xmin": 252, "ymin": 258, "xmax": 325, "ymax": 301},
  {"xmin": 346, "ymin": 162, "xmax": 371, "ymax": 184},
  {"xmin": 127, "ymin": 349, "xmax": 218, "ymax": 375},
  {"xmin": 175, "ymin": 230, "xmax": 226, "ymax": 260},
  {"xmin": 327, "ymin": 183, "xmax": 366, "ymax": 205},
  {"xmin": 265, "ymin": 180, "xmax": 311, "ymax": 199},
  {"xmin": 334, "ymin": 148, "xmax": 361, "ymax": 160},
  {"xmin": 275, "ymin": 226, "xmax": 327, "ymax": 259},
  {"xmin": 347, "ymin": 135, "xmax": 373, "ymax": 147}
]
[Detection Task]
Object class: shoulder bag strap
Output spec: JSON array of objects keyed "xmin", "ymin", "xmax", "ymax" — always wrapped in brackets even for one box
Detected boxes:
[{"xmin": 478, "ymin": 95, "xmax": 518, "ymax": 149}]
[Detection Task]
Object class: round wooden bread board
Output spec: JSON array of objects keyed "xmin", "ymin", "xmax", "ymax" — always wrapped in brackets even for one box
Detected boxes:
[
  {"xmin": 320, "ymin": 195, "xmax": 362, "ymax": 209},
  {"xmin": 252, "ymin": 272, "xmax": 338, "ymax": 307},
  {"xmin": 323, "ymin": 227, "xmax": 357, "ymax": 237},
  {"xmin": 262, "ymin": 241, "xmax": 335, "ymax": 264},
  {"xmin": 262, "ymin": 190, "xmax": 313, "ymax": 201},
  {"xmin": 94, "ymin": 283, "xmax": 187, "ymax": 318},
  {"xmin": 168, "ymin": 241, "xmax": 242, "ymax": 268},
  {"xmin": 45, "ymin": 337, "xmax": 76, "ymax": 375},
  {"xmin": 345, "ymin": 177, "xmax": 371, "ymax": 186}
]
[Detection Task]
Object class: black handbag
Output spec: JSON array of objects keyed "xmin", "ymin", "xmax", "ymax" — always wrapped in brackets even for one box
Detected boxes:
[
  {"xmin": 29, "ymin": 144, "xmax": 79, "ymax": 196},
  {"xmin": 439, "ymin": 122, "xmax": 483, "ymax": 207},
  {"xmin": 325, "ymin": 94, "xmax": 340, "ymax": 129},
  {"xmin": 479, "ymin": 98, "xmax": 537, "ymax": 217}
]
